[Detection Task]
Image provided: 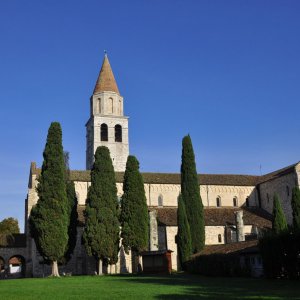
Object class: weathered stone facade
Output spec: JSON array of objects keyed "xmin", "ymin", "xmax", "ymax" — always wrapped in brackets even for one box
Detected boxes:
[
  {"xmin": 86, "ymin": 55, "xmax": 129, "ymax": 171},
  {"xmin": 19, "ymin": 162, "xmax": 298, "ymax": 276},
  {"xmin": 258, "ymin": 163, "xmax": 300, "ymax": 224},
  {"xmin": 1, "ymin": 55, "xmax": 299, "ymax": 277}
]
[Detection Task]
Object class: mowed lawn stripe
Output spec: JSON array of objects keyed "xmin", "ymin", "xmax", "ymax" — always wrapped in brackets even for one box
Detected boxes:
[{"xmin": 1, "ymin": 274, "xmax": 300, "ymax": 299}]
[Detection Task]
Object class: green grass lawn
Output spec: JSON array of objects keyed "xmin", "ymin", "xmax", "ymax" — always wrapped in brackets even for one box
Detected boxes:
[{"xmin": 1, "ymin": 274, "xmax": 300, "ymax": 300}]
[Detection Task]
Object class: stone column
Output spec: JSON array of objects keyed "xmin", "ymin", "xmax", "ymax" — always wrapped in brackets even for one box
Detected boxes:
[
  {"xmin": 235, "ymin": 210, "xmax": 245, "ymax": 242},
  {"xmin": 149, "ymin": 210, "xmax": 159, "ymax": 251}
]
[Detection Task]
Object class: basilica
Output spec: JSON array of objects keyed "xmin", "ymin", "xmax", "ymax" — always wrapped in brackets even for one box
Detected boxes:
[{"xmin": 1, "ymin": 55, "xmax": 300, "ymax": 277}]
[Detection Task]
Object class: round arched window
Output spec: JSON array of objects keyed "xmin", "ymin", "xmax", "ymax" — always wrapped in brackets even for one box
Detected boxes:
[
  {"xmin": 233, "ymin": 197, "xmax": 238, "ymax": 207},
  {"xmin": 158, "ymin": 195, "xmax": 163, "ymax": 207},
  {"xmin": 115, "ymin": 125, "xmax": 122, "ymax": 142},
  {"xmin": 101, "ymin": 124, "xmax": 108, "ymax": 141}
]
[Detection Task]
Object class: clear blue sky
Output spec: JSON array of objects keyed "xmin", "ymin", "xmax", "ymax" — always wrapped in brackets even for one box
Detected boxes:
[{"xmin": 1, "ymin": 1, "xmax": 300, "ymax": 231}]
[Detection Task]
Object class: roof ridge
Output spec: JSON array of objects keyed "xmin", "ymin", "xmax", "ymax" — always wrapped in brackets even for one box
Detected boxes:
[{"xmin": 257, "ymin": 162, "xmax": 299, "ymax": 184}]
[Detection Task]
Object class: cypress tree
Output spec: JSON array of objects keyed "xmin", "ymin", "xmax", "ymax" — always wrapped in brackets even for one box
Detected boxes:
[
  {"xmin": 272, "ymin": 193, "xmax": 288, "ymax": 234},
  {"xmin": 181, "ymin": 135, "xmax": 205, "ymax": 253},
  {"xmin": 63, "ymin": 152, "xmax": 78, "ymax": 263},
  {"xmin": 291, "ymin": 187, "xmax": 300, "ymax": 231},
  {"xmin": 83, "ymin": 146, "xmax": 120, "ymax": 275},
  {"xmin": 29, "ymin": 122, "xmax": 69, "ymax": 277},
  {"xmin": 63, "ymin": 180, "xmax": 78, "ymax": 263},
  {"xmin": 120, "ymin": 156, "xmax": 149, "ymax": 255},
  {"xmin": 109, "ymin": 241, "xmax": 120, "ymax": 274},
  {"xmin": 177, "ymin": 193, "xmax": 192, "ymax": 268}
]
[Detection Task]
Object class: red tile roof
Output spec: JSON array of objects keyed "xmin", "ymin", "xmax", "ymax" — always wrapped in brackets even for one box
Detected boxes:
[
  {"xmin": 151, "ymin": 207, "xmax": 272, "ymax": 228},
  {"xmin": 30, "ymin": 162, "xmax": 298, "ymax": 187},
  {"xmin": 193, "ymin": 240, "xmax": 259, "ymax": 256},
  {"xmin": 77, "ymin": 206, "xmax": 272, "ymax": 229},
  {"xmin": 93, "ymin": 55, "xmax": 120, "ymax": 95}
]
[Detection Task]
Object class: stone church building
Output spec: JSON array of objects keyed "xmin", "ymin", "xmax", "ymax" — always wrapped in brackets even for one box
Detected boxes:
[{"xmin": 1, "ymin": 55, "xmax": 300, "ymax": 277}]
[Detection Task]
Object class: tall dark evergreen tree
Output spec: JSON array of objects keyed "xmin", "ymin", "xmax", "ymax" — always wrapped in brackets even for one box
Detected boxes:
[
  {"xmin": 181, "ymin": 135, "xmax": 205, "ymax": 253},
  {"xmin": 63, "ymin": 152, "xmax": 78, "ymax": 263},
  {"xmin": 64, "ymin": 181, "xmax": 78, "ymax": 263},
  {"xmin": 291, "ymin": 187, "xmax": 300, "ymax": 231},
  {"xmin": 120, "ymin": 156, "xmax": 149, "ymax": 255},
  {"xmin": 83, "ymin": 146, "xmax": 120, "ymax": 275},
  {"xmin": 272, "ymin": 193, "xmax": 288, "ymax": 234},
  {"xmin": 177, "ymin": 193, "xmax": 192, "ymax": 268},
  {"xmin": 29, "ymin": 122, "xmax": 69, "ymax": 277},
  {"xmin": 109, "ymin": 240, "xmax": 120, "ymax": 274}
]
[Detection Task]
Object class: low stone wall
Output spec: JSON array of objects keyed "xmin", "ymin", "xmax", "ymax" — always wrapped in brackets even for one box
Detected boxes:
[{"xmin": 0, "ymin": 246, "xmax": 30, "ymax": 277}]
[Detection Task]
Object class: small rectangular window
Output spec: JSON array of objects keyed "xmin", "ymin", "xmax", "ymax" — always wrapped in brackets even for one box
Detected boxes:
[
  {"xmin": 218, "ymin": 234, "xmax": 222, "ymax": 243},
  {"xmin": 233, "ymin": 197, "xmax": 237, "ymax": 207}
]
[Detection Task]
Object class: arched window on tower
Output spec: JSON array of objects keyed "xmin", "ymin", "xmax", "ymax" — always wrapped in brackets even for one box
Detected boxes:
[
  {"xmin": 115, "ymin": 125, "xmax": 122, "ymax": 142},
  {"xmin": 216, "ymin": 196, "xmax": 221, "ymax": 207},
  {"xmin": 118, "ymin": 99, "xmax": 122, "ymax": 115},
  {"xmin": 233, "ymin": 197, "xmax": 238, "ymax": 207},
  {"xmin": 101, "ymin": 123, "xmax": 108, "ymax": 141},
  {"xmin": 109, "ymin": 97, "xmax": 113, "ymax": 114},
  {"xmin": 158, "ymin": 194, "xmax": 163, "ymax": 207},
  {"xmin": 98, "ymin": 98, "xmax": 101, "ymax": 114}
]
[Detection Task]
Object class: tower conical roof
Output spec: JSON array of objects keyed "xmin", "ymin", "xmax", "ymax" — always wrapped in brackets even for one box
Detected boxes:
[{"xmin": 93, "ymin": 55, "xmax": 120, "ymax": 95}]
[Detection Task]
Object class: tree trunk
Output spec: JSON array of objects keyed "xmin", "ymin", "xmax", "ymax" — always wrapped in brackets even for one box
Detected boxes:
[
  {"xmin": 51, "ymin": 260, "xmax": 60, "ymax": 277},
  {"xmin": 98, "ymin": 259, "xmax": 103, "ymax": 275},
  {"xmin": 131, "ymin": 251, "xmax": 136, "ymax": 273},
  {"xmin": 137, "ymin": 255, "xmax": 142, "ymax": 273}
]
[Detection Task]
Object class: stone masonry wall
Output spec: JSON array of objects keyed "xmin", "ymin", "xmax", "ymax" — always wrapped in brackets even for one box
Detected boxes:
[
  {"xmin": 24, "ymin": 170, "xmax": 264, "ymax": 275},
  {"xmin": 259, "ymin": 171, "xmax": 298, "ymax": 224},
  {"xmin": 205, "ymin": 226, "xmax": 225, "ymax": 245},
  {"xmin": 296, "ymin": 164, "xmax": 300, "ymax": 186},
  {"xmin": 165, "ymin": 226, "xmax": 178, "ymax": 271},
  {"xmin": 73, "ymin": 179, "xmax": 257, "ymax": 209}
]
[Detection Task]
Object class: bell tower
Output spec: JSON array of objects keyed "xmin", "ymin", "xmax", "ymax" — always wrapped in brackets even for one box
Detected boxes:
[{"xmin": 86, "ymin": 54, "xmax": 129, "ymax": 171}]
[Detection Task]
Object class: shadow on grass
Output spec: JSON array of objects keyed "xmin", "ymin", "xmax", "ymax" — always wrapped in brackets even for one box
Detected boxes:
[{"xmin": 115, "ymin": 273, "xmax": 300, "ymax": 300}]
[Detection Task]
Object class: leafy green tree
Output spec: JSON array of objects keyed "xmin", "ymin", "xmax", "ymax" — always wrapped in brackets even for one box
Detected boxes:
[
  {"xmin": 181, "ymin": 135, "xmax": 205, "ymax": 253},
  {"xmin": 272, "ymin": 193, "xmax": 288, "ymax": 234},
  {"xmin": 83, "ymin": 146, "xmax": 120, "ymax": 275},
  {"xmin": 29, "ymin": 122, "xmax": 69, "ymax": 277},
  {"xmin": 0, "ymin": 218, "xmax": 20, "ymax": 246},
  {"xmin": 291, "ymin": 187, "xmax": 300, "ymax": 231},
  {"xmin": 177, "ymin": 194, "xmax": 192, "ymax": 268},
  {"xmin": 0, "ymin": 218, "xmax": 20, "ymax": 235},
  {"xmin": 120, "ymin": 156, "xmax": 149, "ymax": 254}
]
